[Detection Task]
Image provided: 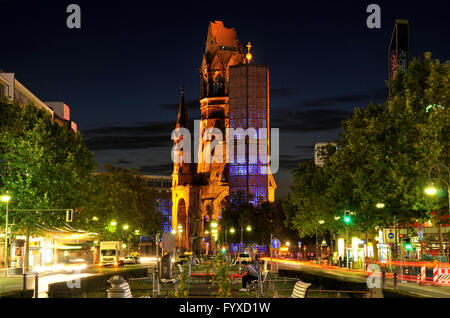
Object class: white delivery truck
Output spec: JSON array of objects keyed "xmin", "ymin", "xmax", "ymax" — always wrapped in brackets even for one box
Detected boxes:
[{"xmin": 99, "ymin": 241, "xmax": 124, "ymax": 267}]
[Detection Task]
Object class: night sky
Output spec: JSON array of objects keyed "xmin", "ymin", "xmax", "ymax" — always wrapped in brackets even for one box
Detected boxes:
[{"xmin": 1, "ymin": 1, "xmax": 449, "ymax": 197}]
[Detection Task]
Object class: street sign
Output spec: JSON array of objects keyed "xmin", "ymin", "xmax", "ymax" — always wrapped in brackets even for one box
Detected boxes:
[
  {"xmin": 418, "ymin": 226, "xmax": 423, "ymax": 241},
  {"xmin": 388, "ymin": 232, "xmax": 395, "ymax": 240},
  {"xmin": 271, "ymin": 239, "xmax": 281, "ymax": 249},
  {"xmin": 162, "ymin": 233, "xmax": 175, "ymax": 251}
]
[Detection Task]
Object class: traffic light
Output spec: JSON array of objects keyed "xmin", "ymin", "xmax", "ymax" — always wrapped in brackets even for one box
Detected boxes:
[
  {"xmin": 404, "ymin": 238, "xmax": 412, "ymax": 250},
  {"xmin": 66, "ymin": 209, "xmax": 73, "ymax": 222},
  {"xmin": 343, "ymin": 211, "xmax": 351, "ymax": 224}
]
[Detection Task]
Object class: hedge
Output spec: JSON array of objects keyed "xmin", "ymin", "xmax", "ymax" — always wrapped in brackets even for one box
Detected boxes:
[
  {"xmin": 48, "ymin": 268, "xmax": 149, "ymax": 298},
  {"xmin": 0, "ymin": 289, "xmax": 34, "ymax": 298}
]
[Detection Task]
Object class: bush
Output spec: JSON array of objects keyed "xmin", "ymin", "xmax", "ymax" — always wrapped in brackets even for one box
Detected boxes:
[
  {"xmin": 0, "ymin": 289, "xmax": 34, "ymax": 298},
  {"xmin": 48, "ymin": 268, "xmax": 149, "ymax": 298}
]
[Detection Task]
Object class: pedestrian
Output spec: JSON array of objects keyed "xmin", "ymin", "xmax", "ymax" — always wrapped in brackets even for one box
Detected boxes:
[{"xmin": 239, "ymin": 261, "xmax": 259, "ymax": 292}]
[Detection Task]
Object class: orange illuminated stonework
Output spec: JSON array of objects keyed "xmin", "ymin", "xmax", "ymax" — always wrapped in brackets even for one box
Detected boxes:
[{"xmin": 172, "ymin": 21, "xmax": 276, "ymax": 252}]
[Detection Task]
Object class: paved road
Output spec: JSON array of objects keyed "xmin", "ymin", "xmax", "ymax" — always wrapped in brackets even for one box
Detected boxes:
[
  {"xmin": 273, "ymin": 260, "xmax": 450, "ymax": 298},
  {"xmin": 0, "ymin": 262, "xmax": 155, "ymax": 298}
]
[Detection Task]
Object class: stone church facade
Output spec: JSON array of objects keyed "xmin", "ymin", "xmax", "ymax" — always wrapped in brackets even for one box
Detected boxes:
[{"xmin": 172, "ymin": 21, "xmax": 276, "ymax": 252}]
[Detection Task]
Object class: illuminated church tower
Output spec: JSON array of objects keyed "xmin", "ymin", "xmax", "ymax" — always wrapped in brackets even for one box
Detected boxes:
[{"xmin": 172, "ymin": 21, "xmax": 276, "ymax": 252}]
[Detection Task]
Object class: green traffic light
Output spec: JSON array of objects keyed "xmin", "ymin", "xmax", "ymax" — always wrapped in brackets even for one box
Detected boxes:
[
  {"xmin": 344, "ymin": 216, "xmax": 351, "ymax": 223},
  {"xmin": 405, "ymin": 243, "xmax": 412, "ymax": 250}
]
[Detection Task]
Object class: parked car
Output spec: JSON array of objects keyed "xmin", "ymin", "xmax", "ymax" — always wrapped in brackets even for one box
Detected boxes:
[
  {"xmin": 236, "ymin": 253, "xmax": 251, "ymax": 262},
  {"xmin": 129, "ymin": 252, "xmax": 140, "ymax": 264},
  {"xmin": 175, "ymin": 254, "xmax": 190, "ymax": 265},
  {"xmin": 124, "ymin": 256, "xmax": 137, "ymax": 264}
]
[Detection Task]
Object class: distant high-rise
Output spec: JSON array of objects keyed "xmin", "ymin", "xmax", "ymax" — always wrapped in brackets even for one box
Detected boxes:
[{"xmin": 388, "ymin": 20, "xmax": 410, "ymax": 92}]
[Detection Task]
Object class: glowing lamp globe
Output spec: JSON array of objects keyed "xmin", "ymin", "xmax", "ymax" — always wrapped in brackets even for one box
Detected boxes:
[{"xmin": 425, "ymin": 186, "xmax": 437, "ymax": 196}]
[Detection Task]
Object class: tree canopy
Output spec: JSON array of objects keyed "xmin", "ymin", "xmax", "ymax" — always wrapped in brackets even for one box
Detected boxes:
[
  {"xmin": 75, "ymin": 165, "xmax": 164, "ymax": 241},
  {"xmin": 0, "ymin": 99, "xmax": 96, "ymax": 235},
  {"xmin": 285, "ymin": 54, "xmax": 449, "ymax": 238}
]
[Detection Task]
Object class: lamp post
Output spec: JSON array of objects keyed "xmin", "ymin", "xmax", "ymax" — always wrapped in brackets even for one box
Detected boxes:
[
  {"xmin": 123, "ymin": 225, "xmax": 130, "ymax": 254},
  {"xmin": 239, "ymin": 225, "xmax": 251, "ymax": 252},
  {"xmin": 177, "ymin": 224, "xmax": 183, "ymax": 252},
  {"xmin": 211, "ymin": 220, "xmax": 218, "ymax": 255},
  {"xmin": 316, "ymin": 220, "xmax": 325, "ymax": 264},
  {"xmin": 343, "ymin": 211, "xmax": 352, "ymax": 268},
  {"xmin": 1, "ymin": 192, "xmax": 11, "ymax": 276},
  {"xmin": 425, "ymin": 163, "xmax": 449, "ymax": 260}
]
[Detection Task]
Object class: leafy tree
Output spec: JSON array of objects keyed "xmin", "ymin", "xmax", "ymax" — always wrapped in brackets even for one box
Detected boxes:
[
  {"xmin": 286, "ymin": 54, "xmax": 449, "ymax": 254},
  {"xmin": 220, "ymin": 191, "xmax": 297, "ymax": 246},
  {"xmin": 74, "ymin": 165, "xmax": 163, "ymax": 242},
  {"xmin": 0, "ymin": 99, "xmax": 96, "ymax": 267}
]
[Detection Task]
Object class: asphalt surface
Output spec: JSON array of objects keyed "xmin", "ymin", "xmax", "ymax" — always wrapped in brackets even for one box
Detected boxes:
[
  {"xmin": 0, "ymin": 262, "xmax": 155, "ymax": 298},
  {"xmin": 274, "ymin": 260, "xmax": 450, "ymax": 298}
]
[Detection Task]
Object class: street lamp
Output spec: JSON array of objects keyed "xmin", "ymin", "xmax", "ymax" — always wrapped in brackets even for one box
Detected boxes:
[
  {"xmin": 316, "ymin": 220, "xmax": 325, "ymax": 263},
  {"xmin": 240, "ymin": 225, "xmax": 252, "ymax": 249},
  {"xmin": 123, "ymin": 224, "xmax": 129, "ymax": 230},
  {"xmin": 424, "ymin": 163, "xmax": 449, "ymax": 260},
  {"xmin": 376, "ymin": 203, "xmax": 385, "ymax": 209},
  {"xmin": 177, "ymin": 224, "xmax": 183, "ymax": 251},
  {"xmin": 1, "ymin": 192, "xmax": 11, "ymax": 276},
  {"xmin": 425, "ymin": 184, "xmax": 437, "ymax": 196},
  {"xmin": 110, "ymin": 221, "xmax": 117, "ymax": 226}
]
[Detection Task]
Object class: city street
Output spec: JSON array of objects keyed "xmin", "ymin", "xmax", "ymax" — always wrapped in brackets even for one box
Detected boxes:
[
  {"xmin": 0, "ymin": 261, "xmax": 155, "ymax": 298},
  {"xmin": 0, "ymin": 1, "xmax": 449, "ymax": 303},
  {"xmin": 268, "ymin": 258, "xmax": 450, "ymax": 298}
]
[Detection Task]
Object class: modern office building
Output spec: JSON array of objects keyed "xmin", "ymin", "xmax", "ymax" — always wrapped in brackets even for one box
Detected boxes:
[
  {"xmin": 314, "ymin": 142, "xmax": 338, "ymax": 166},
  {"xmin": 0, "ymin": 69, "xmax": 77, "ymax": 132},
  {"xmin": 144, "ymin": 175, "xmax": 173, "ymax": 234},
  {"xmin": 388, "ymin": 20, "xmax": 410, "ymax": 90}
]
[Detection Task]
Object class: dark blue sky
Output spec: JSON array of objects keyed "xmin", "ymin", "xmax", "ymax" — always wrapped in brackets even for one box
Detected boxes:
[{"xmin": 1, "ymin": 0, "xmax": 449, "ymax": 197}]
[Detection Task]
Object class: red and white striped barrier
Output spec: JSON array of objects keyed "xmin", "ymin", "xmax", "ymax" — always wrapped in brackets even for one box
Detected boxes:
[
  {"xmin": 433, "ymin": 267, "xmax": 450, "ymax": 286},
  {"xmin": 417, "ymin": 266, "xmax": 426, "ymax": 285}
]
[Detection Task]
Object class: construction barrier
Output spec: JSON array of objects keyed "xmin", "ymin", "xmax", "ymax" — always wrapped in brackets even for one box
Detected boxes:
[
  {"xmin": 433, "ymin": 267, "xmax": 450, "ymax": 286},
  {"xmin": 417, "ymin": 266, "xmax": 426, "ymax": 285}
]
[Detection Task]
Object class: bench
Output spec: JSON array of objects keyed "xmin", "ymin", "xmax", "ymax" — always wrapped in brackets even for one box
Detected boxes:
[{"xmin": 291, "ymin": 280, "xmax": 311, "ymax": 298}]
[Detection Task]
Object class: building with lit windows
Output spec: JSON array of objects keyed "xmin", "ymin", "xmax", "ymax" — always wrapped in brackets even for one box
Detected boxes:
[
  {"xmin": 0, "ymin": 69, "xmax": 78, "ymax": 132},
  {"xmin": 144, "ymin": 175, "xmax": 173, "ymax": 234}
]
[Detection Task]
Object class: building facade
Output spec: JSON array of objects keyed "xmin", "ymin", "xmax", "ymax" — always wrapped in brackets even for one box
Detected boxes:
[
  {"xmin": 0, "ymin": 70, "xmax": 77, "ymax": 132},
  {"xmin": 171, "ymin": 21, "xmax": 276, "ymax": 252},
  {"xmin": 388, "ymin": 19, "xmax": 409, "ymax": 93}
]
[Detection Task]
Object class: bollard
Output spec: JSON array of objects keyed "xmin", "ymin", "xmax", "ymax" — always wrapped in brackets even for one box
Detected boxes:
[
  {"xmin": 106, "ymin": 275, "xmax": 132, "ymax": 298},
  {"xmin": 382, "ymin": 272, "xmax": 386, "ymax": 289},
  {"xmin": 393, "ymin": 273, "xmax": 398, "ymax": 289},
  {"xmin": 34, "ymin": 273, "xmax": 39, "ymax": 298},
  {"xmin": 152, "ymin": 266, "xmax": 157, "ymax": 298},
  {"xmin": 23, "ymin": 273, "xmax": 27, "ymax": 291}
]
